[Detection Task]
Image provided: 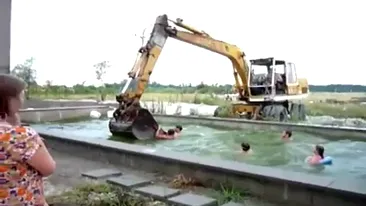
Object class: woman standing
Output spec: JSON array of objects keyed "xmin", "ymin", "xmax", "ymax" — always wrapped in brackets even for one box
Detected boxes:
[{"xmin": 0, "ymin": 74, "xmax": 56, "ymax": 205}]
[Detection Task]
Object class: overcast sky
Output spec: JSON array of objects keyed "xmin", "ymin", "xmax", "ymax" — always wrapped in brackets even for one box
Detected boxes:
[{"xmin": 10, "ymin": 0, "xmax": 365, "ymax": 86}]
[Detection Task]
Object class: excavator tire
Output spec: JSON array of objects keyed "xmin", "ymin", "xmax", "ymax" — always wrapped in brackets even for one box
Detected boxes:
[
  {"xmin": 261, "ymin": 105, "xmax": 289, "ymax": 122},
  {"xmin": 109, "ymin": 108, "xmax": 159, "ymax": 140},
  {"xmin": 289, "ymin": 103, "xmax": 306, "ymax": 121},
  {"xmin": 213, "ymin": 107, "xmax": 222, "ymax": 117},
  {"xmin": 213, "ymin": 104, "xmax": 234, "ymax": 118}
]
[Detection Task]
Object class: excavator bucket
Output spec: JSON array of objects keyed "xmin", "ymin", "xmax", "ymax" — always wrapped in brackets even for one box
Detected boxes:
[
  {"xmin": 131, "ymin": 108, "xmax": 159, "ymax": 140},
  {"xmin": 109, "ymin": 108, "xmax": 159, "ymax": 140}
]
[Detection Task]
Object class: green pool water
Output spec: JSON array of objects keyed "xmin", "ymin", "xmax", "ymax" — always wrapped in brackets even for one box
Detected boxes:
[{"xmin": 32, "ymin": 119, "xmax": 366, "ymax": 179}]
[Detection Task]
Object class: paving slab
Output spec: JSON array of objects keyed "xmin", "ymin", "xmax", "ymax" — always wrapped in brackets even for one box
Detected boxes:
[
  {"xmin": 167, "ymin": 193, "xmax": 217, "ymax": 206},
  {"xmin": 107, "ymin": 175, "xmax": 152, "ymax": 189},
  {"xmin": 135, "ymin": 185, "xmax": 180, "ymax": 200},
  {"xmin": 81, "ymin": 169, "xmax": 121, "ymax": 179},
  {"xmin": 221, "ymin": 202, "xmax": 244, "ymax": 206}
]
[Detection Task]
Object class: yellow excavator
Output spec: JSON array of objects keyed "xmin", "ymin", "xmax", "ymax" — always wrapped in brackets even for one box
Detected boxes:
[{"xmin": 109, "ymin": 14, "xmax": 309, "ymax": 139}]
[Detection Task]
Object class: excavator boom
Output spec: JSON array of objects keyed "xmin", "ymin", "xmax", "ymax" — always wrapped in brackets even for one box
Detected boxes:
[{"xmin": 119, "ymin": 15, "xmax": 250, "ymax": 101}]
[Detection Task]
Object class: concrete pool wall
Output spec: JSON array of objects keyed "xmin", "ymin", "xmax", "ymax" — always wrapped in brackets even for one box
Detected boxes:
[
  {"xmin": 38, "ymin": 129, "xmax": 365, "ymax": 206},
  {"xmin": 19, "ymin": 106, "xmax": 109, "ymax": 123}
]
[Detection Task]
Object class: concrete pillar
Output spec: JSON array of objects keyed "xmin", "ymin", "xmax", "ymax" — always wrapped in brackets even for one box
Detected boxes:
[{"xmin": 0, "ymin": 0, "xmax": 11, "ymax": 74}]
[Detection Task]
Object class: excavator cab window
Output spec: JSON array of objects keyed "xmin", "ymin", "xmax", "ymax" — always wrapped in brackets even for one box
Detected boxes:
[
  {"xmin": 286, "ymin": 62, "xmax": 298, "ymax": 85},
  {"xmin": 250, "ymin": 64, "xmax": 268, "ymax": 86}
]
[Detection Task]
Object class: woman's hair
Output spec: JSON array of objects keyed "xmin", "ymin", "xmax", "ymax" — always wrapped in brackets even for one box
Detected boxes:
[
  {"xmin": 284, "ymin": 130, "xmax": 292, "ymax": 137},
  {"xmin": 0, "ymin": 74, "xmax": 26, "ymax": 119},
  {"xmin": 241, "ymin": 142, "xmax": 250, "ymax": 152},
  {"xmin": 315, "ymin": 145, "xmax": 324, "ymax": 159}
]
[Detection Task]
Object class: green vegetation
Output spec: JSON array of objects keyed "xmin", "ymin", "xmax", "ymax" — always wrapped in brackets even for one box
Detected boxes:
[
  {"xmin": 11, "ymin": 57, "xmax": 366, "ymax": 119},
  {"xmin": 216, "ymin": 184, "xmax": 248, "ymax": 205},
  {"xmin": 306, "ymin": 102, "xmax": 366, "ymax": 119},
  {"xmin": 22, "ymin": 82, "xmax": 366, "ymax": 100},
  {"xmin": 46, "ymin": 182, "xmax": 165, "ymax": 206}
]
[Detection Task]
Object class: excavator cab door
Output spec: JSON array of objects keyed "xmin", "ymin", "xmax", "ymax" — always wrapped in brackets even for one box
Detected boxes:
[{"xmin": 285, "ymin": 62, "xmax": 299, "ymax": 95}]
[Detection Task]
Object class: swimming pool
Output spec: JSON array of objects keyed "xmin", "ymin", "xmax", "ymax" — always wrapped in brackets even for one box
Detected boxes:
[{"xmin": 32, "ymin": 119, "xmax": 366, "ymax": 179}]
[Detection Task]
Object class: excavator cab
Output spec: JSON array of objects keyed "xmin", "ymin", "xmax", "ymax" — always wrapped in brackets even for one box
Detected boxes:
[{"xmin": 248, "ymin": 57, "xmax": 305, "ymax": 101}]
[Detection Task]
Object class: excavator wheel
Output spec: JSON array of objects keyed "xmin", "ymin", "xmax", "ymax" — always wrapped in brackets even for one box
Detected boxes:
[
  {"xmin": 261, "ymin": 105, "xmax": 289, "ymax": 122},
  {"xmin": 213, "ymin": 105, "xmax": 234, "ymax": 118},
  {"xmin": 289, "ymin": 103, "xmax": 306, "ymax": 121},
  {"xmin": 213, "ymin": 107, "xmax": 222, "ymax": 117}
]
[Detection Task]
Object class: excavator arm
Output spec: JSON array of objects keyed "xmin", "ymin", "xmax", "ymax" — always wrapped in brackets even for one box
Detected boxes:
[
  {"xmin": 110, "ymin": 14, "xmax": 252, "ymax": 139},
  {"xmin": 116, "ymin": 14, "xmax": 251, "ymax": 116},
  {"xmin": 166, "ymin": 19, "xmax": 250, "ymax": 99},
  {"xmin": 120, "ymin": 15, "xmax": 169, "ymax": 101}
]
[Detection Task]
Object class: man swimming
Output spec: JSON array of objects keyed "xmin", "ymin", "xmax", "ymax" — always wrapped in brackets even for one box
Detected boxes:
[
  {"xmin": 155, "ymin": 125, "xmax": 183, "ymax": 140},
  {"xmin": 281, "ymin": 129, "xmax": 292, "ymax": 141},
  {"xmin": 306, "ymin": 145, "xmax": 325, "ymax": 165},
  {"xmin": 241, "ymin": 142, "xmax": 253, "ymax": 154}
]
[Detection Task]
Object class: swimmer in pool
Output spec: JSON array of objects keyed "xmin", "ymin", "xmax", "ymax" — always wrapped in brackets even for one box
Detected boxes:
[
  {"xmin": 281, "ymin": 130, "xmax": 292, "ymax": 141},
  {"xmin": 306, "ymin": 145, "xmax": 324, "ymax": 165},
  {"xmin": 241, "ymin": 142, "xmax": 253, "ymax": 154},
  {"xmin": 155, "ymin": 125, "xmax": 183, "ymax": 140}
]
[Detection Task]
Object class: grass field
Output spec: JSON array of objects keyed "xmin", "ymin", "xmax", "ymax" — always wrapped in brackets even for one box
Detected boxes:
[{"xmin": 33, "ymin": 92, "xmax": 366, "ymax": 119}]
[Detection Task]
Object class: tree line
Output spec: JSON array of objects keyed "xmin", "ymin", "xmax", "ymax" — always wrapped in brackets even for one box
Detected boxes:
[
  {"xmin": 11, "ymin": 57, "xmax": 366, "ymax": 99},
  {"xmin": 24, "ymin": 80, "xmax": 366, "ymax": 97}
]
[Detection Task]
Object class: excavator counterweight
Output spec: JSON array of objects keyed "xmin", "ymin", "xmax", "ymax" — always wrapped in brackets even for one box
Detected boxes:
[{"xmin": 109, "ymin": 14, "xmax": 309, "ymax": 139}]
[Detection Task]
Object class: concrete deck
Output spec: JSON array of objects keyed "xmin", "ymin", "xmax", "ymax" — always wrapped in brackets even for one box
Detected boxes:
[{"xmin": 19, "ymin": 105, "xmax": 109, "ymax": 123}]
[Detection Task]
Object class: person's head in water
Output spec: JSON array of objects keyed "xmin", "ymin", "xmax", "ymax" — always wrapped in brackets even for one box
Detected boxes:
[
  {"xmin": 167, "ymin": 129, "xmax": 175, "ymax": 136},
  {"xmin": 241, "ymin": 142, "xmax": 251, "ymax": 152},
  {"xmin": 314, "ymin": 145, "xmax": 324, "ymax": 159},
  {"xmin": 281, "ymin": 130, "xmax": 292, "ymax": 139},
  {"xmin": 175, "ymin": 125, "xmax": 183, "ymax": 133}
]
